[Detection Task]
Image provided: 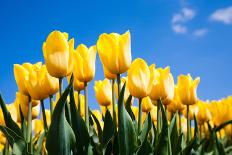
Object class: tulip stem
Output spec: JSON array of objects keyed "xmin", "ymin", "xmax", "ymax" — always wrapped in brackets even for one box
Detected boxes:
[
  {"xmin": 117, "ymin": 74, "xmax": 121, "ymax": 96},
  {"xmin": 112, "ymin": 79, "xmax": 117, "ymax": 133},
  {"xmin": 157, "ymin": 99, "xmax": 161, "ymax": 135},
  {"xmin": 138, "ymin": 98, "xmax": 142, "ymax": 134},
  {"xmin": 59, "ymin": 78, "xmax": 63, "ymax": 96},
  {"xmin": 49, "ymin": 95, "xmax": 53, "ymax": 117},
  {"xmin": 41, "ymin": 100, "xmax": 48, "ymax": 132},
  {"xmin": 78, "ymin": 90, "xmax": 81, "ymax": 112},
  {"xmin": 26, "ymin": 96, "xmax": 33, "ymax": 153},
  {"xmin": 84, "ymin": 82, "xmax": 89, "ymax": 132},
  {"xmin": 178, "ymin": 111, "xmax": 182, "ymax": 134},
  {"xmin": 187, "ymin": 105, "xmax": 191, "ymax": 143}
]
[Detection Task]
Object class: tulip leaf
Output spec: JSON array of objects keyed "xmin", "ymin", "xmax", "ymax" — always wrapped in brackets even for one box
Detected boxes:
[
  {"xmin": 69, "ymin": 79, "xmax": 90, "ymax": 154},
  {"xmin": 125, "ymin": 95, "xmax": 135, "ymax": 121},
  {"xmin": 103, "ymin": 109, "xmax": 114, "ymax": 146},
  {"xmin": 214, "ymin": 119, "xmax": 232, "ymax": 132},
  {"xmin": 90, "ymin": 110, "xmax": 103, "ymax": 144},
  {"xmin": 138, "ymin": 112, "xmax": 152, "ymax": 144},
  {"xmin": 118, "ymin": 83, "xmax": 137, "ymax": 155},
  {"xmin": 136, "ymin": 139, "xmax": 153, "ymax": 155},
  {"xmin": 46, "ymin": 77, "xmax": 76, "ymax": 155},
  {"xmin": 154, "ymin": 101, "xmax": 170, "ymax": 155},
  {"xmin": 0, "ymin": 94, "xmax": 23, "ymax": 137},
  {"xmin": 170, "ymin": 113, "xmax": 179, "ymax": 155},
  {"xmin": 34, "ymin": 131, "xmax": 46, "ymax": 154},
  {"xmin": 113, "ymin": 132, "xmax": 119, "ymax": 155},
  {"xmin": 12, "ymin": 139, "xmax": 26, "ymax": 155}
]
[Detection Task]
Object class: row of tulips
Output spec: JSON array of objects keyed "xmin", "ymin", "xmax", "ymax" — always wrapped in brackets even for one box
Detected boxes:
[{"xmin": 0, "ymin": 30, "xmax": 232, "ymax": 155}]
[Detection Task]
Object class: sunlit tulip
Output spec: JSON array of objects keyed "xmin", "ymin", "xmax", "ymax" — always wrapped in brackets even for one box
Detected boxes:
[
  {"xmin": 177, "ymin": 74, "xmax": 200, "ymax": 105},
  {"xmin": 94, "ymin": 79, "xmax": 112, "ymax": 107},
  {"xmin": 197, "ymin": 101, "xmax": 212, "ymax": 125},
  {"xmin": 97, "ymin": 31, "xmax": 131, "ymax": 74},
  {"xmin": 74, "ymin": 92, "xmax": 85, "ymax": 117},
  {"xmin": 167, "ymin": 86, "xmax": 185, "ymax": 113},
  {"xmin": 149, "ymin": 65, "xmax": 174, "ymax": 105},
  {"xmin": 34, "ymin": 119, "xmax": 43, "ymax": 135},
  {"xmin": 43, "ymin": 31, "xmax": 73, "ymax": 78},
  {"xmin": 103, "ymin": 65, "xmax": 117, "ymax": 79},
  {"xmin": 92, "ymin": 110, "xmax": 102, "ymax": 122},
  {"xmin": 142, "ymin": 96, "xmax": 154, "ymax": 113},
  {"xmin": 14, "ymin": 63, "xmax": 30, "ymax": 95},
  {"xmin": 0, "ymin": 103, "xmax": 17, "ymax": 125},
  {"xmin": 131, "ymin": 106, "xmax": 139, "ymax": 120},
  {"xmin": 0, "ymin": 131, "xmax": 6, "ymax": 145},
  {"xmin": 74, "ymin": 44, "xmax": 97, "ymax": 83},
  {"xmin": 150, "ymin": 106, "xmax": 157, "ymax": 122},
  {"xmin": 128, "ymin": 58, "xmax": 150, "ymax": 99}
]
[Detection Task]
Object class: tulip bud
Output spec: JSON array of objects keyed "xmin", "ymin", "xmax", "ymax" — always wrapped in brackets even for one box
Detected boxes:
[
  {"xmin": 128, "ymin": 58, "xmax": 150, "ymax": 99},
  {"xmin": 43, "ymin": 31, "xmax": 71, "ymax": 78},
  {"xmin": 197, "ymin": 101, "xmax": 212, "ymax": 125},
  {"xmin": 141, "ymin": 96, "xmax": 154, "ymax": 113},
  {"xmin": 149, "ymin": 65, "xmax": 174, "ymax": 105},
  {"xmin": 74, "ymin": 44, "xmax": 97, "ymax": 83},
  {"xmin": 14, "ymin": 64, "xmax": 30, "ymax": 95},
  {"xmin": 94, "ymin": 79, "xmax": 112, "ymax": 107},
  {"xmin": 97, "ymin": 31, "xmax": 131, "ymax": 74},
  {"xmin": 177, "ymin": 74, "xmax": 200, "ymax": 105}
]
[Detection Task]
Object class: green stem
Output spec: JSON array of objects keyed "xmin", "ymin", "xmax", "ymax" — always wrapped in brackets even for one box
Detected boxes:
[
  {"xmin": 84, "ymin": 82, "xmax": 89, "ymax": 132},
  {"xmin": 112, "ymin": 79, "xmax": 117, "ymax": 133},
  {"xmin": 78, "ymin": 90, "xmax": 81, "ymax": 112},
  {"xmin": 157, "ymin": 99, "xmax": 161, "ymax": 134},
  {"xmin": 116, "ymin": 74, "xmax": 121, "ymax": 97},
  {"xmin": 49, "ymin": 95, "xmax": 53, "ymax": 117},
  {"xmin": 138, "ymin": 98, "xmax": 142, "ymax": 134},
  {"xmin": 41, "ymin": 100, "xmax": 48, "ymax": 132},
  {"xmin": 59, "ymin": 78, "xmax": 63, "ymax": 96},
  {"xmin": 187, "ymin": 105, "xmax": 191, "ymax": 143},
  {"xmin": 178, "ymin": 111, "xmax": 182, "ymax": 134},
  {"xmin": 26, "ymin": 96, "xmax": 33, "ymax": 153}
]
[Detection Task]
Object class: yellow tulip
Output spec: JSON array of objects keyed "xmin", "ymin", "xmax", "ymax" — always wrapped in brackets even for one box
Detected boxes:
[
  {"xmin": 100, "ymin": 104, "xmax": 113, "ymax": 117},
  {"xmin": 73, "ymin": 44, "xmax": 97, "ymax": 83},
  {"xmin": 167, "ymin": 86, "xmax": 185, "ymax": 113},
  {"xmin": 115, "ymin": 77, "xmax": 134, "ymax": 104},
  {"xmin": 26, "ymin": 63, "xmax": 58, "ymax": 100},
  {"xmin": 97, "ymin": 31, "xmax": 131, "ymax": 74},
  {"xmin": 142, "ymin": 96, "xmax": 154, "ymax": 113},
  {"xmin": 34, "ymin": 119, "xmax": 43, "ymax": 135},
  {"xmin": 0, "ymin": 131, "xmax": 6, "ymax": 145},
  {"xmin": 131, "ymin": 106, "xmax": 139, "ymax": 120},
  {"xmin": 94, "ymin": 79, "xmax": 112, "ymax": 107},
  {"xmin": 128, "ymin": 58, "xmax": 150, "ymax": 99},
  {"xmin": 43, "ymin": 31, "xmax": 73, "ymax": 78},
  {"xmin": 67, "ymin": 75, "xmax": 84, "ymax": 91},
  {"xmin": 183, "ymin": 104, "xmax": 199, "ymax": 120},
  {"xmin": 150, "ymin": 106, "xmax": 158, "ymax": 122},
  {"xmin": 92, "ymin": 110, "xmax": 102, "ymax": 122},
  {"xmin": 21, "ymin": 101, "xmax": 40, "ymax": 120},
  {"xmin": 148, "ymin": 65, "xmax": 174, "ymax": 105},
  {"xmin": 177, "ymin": 74, "xmax": 200, "ymax": 105},
  {"xmin": 103, "ymin": 65, "xmax": 117, "ymax": 80},
  {"xmin": 14, "ymin": 63, "xmax": 30, "ymax": 95},
  {"xmin": 196, "ymin": 101, "xmax": 212, "ymax": 125},
  {"xmin": 0, "ymin": 103, "xmax": 17, "ymax": 125}
]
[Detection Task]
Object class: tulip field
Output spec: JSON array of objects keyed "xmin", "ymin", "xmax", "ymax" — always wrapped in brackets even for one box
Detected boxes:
[{"xmin": 1, "ymin": 30, "xmax": 232, "ymax": 155}]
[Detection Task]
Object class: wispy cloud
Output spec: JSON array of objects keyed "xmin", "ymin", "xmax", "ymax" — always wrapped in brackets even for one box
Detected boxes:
[
  {"xmin": 171, "ymin": 7, "xmax": 195, "ymax": 34},
  {"xmin": 210, "ymin": 6, "xmax": 232, "ymax": 24},
  {"xmin": 193, "ymin": 28, "xmax": 208, "ymax": 37}
]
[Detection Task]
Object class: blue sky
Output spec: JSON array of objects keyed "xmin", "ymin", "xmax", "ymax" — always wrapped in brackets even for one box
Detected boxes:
[{"xmin": 0, "ymin": 0, "xmax": 232, "ymax": 109}]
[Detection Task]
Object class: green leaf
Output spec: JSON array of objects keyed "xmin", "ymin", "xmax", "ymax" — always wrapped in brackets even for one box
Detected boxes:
[
  {"xmin": 214, "ymin": 120, "xmax": 232, "ymax": 132},
  {"xmin": 154, "ymin": 101, "xmax": 169, "ymax": 155},
  {"xmin": 0, "ymin": 95, "xmax": 23, "ymax": 137},
  {"xmin": 125, "ymin": 95, "xmax": 135, "ymax": 121},
  {"xmin": 90, "ymin": 110, "xmax": 103, "ymax": 144},
  {"xmin": 34, "ymin": 131, "xmax": 46, "ymax": 154},
  {"xmin": 138, "ymin": 112, "xmax": 152, "ymax": 144},
  {"xmin": 69, "ymin": 77, "xmax": 89, "ymax": 154},
  {"xmin": 118, "ymin": 83, "xmax": 137, "ymax": 155},
  {"xmin": 170, "ymin": 113, "xmax": 179, "ymax": 155},
  {"xmin": 103, "ymin": 109, "xmax": 114, "ymax": 146},
  {"xmin": 46, "ymin": 76, "xmax": 76, "ymax": 155},
  {"xmin": 12, "ymin": 139, "xmax": 26, "ymax": 155}
]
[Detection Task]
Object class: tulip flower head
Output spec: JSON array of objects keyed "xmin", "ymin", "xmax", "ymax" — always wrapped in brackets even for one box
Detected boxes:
[
  {"xmin": 97, "ymin": 31, "xmax": 131, "ymax": 74},
  {"xmin": 142, "ymin": 96, "xmax": 154, "ymax": 113}
]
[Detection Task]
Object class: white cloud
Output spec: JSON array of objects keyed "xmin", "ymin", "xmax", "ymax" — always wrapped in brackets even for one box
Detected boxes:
[
  {"xmin": 171, "ymin": 7, "xmax": 195, "ymax": 34},
  {"xmin": 172, "ymin": 24, "xmax": 187, "ymax": 34},
  {"xmin": 210, "ymin": 6, "xmax": 232, "ymax": 24},
  {"xmin": 193, "ymin": 28, "xmax": 208, "ymax": 37}
]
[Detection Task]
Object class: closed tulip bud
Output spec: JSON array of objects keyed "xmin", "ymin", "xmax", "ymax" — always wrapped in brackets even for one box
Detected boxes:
[
  {"xmin": 94, "ymin": 79, "xmax": 112, "ymax": 107},
  {"xmin": 97, "ymin": 31, "xmax": 132, "ymax": 74},
  {"xmin": 103, "ymin": 65, "xmax": 117, "ymax": 79},
  {"xmin": 43, "ymin": 31, "xmax": 72, "ymax": 78},
  {"xmin": 177, "ymin": 74, "xmax": 200, "ymax": 105},
  {"xmin": 150, "ymin": 106, "xmax": 158, "ymax": 122},
  {"xmin": 14, "ymin": 64, "xmax": 30, "ymax": 95},
  {"xmin": 142, "ymin": 96, "xmax": 154, "ymax": 113},
  {"xmin": 149, "ymin": 65, "xmax": 174, "ymax": 105},
  {"xmin": 115, "ymin": 77, "xmax": 134, "ymax": 104},
  {"xmin": 67, "ymin": 75, "xmax": 84, "ymax": 91},
  {"xmin": 128, "ymin": 58, "xmax": 150, "ymax": 99},
  {"xmin": 74, "ymin": 44, "xmax": 97, "ymax": 83},
  {"xmin": 167, "ymin": 86, "xmax": 185, "ymax": 113}
]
